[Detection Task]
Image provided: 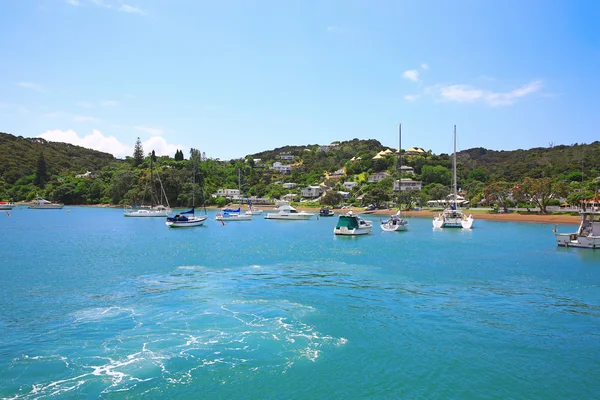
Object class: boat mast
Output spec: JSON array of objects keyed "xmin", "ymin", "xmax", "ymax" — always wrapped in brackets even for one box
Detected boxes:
[
  {"xmin": 398, "ymin": 123, "xmax": 402, "ymax": 209},
  {"xmin": 150, "ymin": 157, "xmax": 155, "ymax": 208},
  {"xmin": 453, "ymin": 125, "xmax": 457, "ymax": 209}
]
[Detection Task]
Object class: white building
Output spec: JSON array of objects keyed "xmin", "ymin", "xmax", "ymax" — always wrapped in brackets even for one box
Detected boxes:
[
  {"xmin": 282, "ymin": 182, "xmax": 297, "ymax": 189},
  {"xmin": 394, "ymin": 179, "xmax": 422, "ymax": 191},
  {"xmin": 281, "ymin": 193, "xmax": 299, "ymax": 202},
  {"xmin": 301, "ymin": 185, "xmax": 324, "ymax": 198},
  {"xmin": 400, "ymin": 165, "xmax": 414, "ymax": 175},
  {"xmin": 368, "ymin": 172, "xmax": 391, "ymax": 182},
  {"xmin": 280, "ymin": 155, "xmax": 295, "ymax": 161},
  {"xmin": 270, "ymin": 162, "xmax": 292, "ymax": 174},
  {"xmin": 214, "ymin": 188, "xmax": 240, "ymax": 198},
  {"xmin": 343, "ymin": 181, "xmax": 359, "ymax": 190}
]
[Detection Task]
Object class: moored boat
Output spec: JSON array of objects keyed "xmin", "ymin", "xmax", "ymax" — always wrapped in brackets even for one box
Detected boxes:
[
  {"xmin": 334, "ymin": 211, "xmax": 373, "ymax": 235},
  {"xmin": 216, "ymin": 211, "xmax": 252, "ymax": 221},
  {"xmin": 381, "ymin": 210, "xmax": 408, "ymax": 232},
  {"xmin": 28, "ymin": 197, "xmax": 64, "ymax": 209},
  {"xmin": 555, "ymin": 210, "xmax": 600, "ymax": 249},
  {"xmin": 264, "ymin": 202, "xmax": 314, "ymax": 220},
  {"xmin": 319, "ymin": 207, "xmax": 335, "ymax": 217},
  {"xmin": 0, "ymin": 201, "xmax": 16, "ymax": 210},
  {"xmin": 166, "ymin": 207, "xmax": 208, "ymax": 227},
  {"xmin": 124, "ymin": 205, "xmax": 171, "ymax": 217}
]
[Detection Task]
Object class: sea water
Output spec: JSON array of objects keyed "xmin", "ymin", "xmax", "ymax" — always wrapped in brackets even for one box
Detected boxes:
[{"xmin": 0, "ymin": 207, "xmax": 599, "ymax": 399}]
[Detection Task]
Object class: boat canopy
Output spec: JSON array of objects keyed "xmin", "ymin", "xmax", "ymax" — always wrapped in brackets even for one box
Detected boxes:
[{"xmin": 336, "ymin": 215, "xmax": 359, "ymax": 229}]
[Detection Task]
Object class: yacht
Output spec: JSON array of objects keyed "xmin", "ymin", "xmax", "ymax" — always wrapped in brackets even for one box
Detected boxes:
[
  {"xmin": 555, "ymin": 210, "xmax": 600, "ymax": 249},
  {"xmin": 334, "ymin": 211, "xmax": 373, "ymax": 235},
  {"xmin": 264, "ymin": 202, "xmax": 315, "ymax": 220},
  {"xmin": 28, "ymin": 197, "xmax": 64, "ymax": 209},
  {"xmin": 0, "ymin": 201, "xmax": 15, "ymax": 210}
]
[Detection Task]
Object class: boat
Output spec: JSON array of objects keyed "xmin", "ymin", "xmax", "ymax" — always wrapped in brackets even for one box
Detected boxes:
[
  {"xmin": 555, "ymin": 210, "xmax": 600, "ymax": 249},
  {"xmin": 361, "ymin": 204, "xmax": 376, "ymax": 214},
  {"xmin": 0, "ymin": 201, "xmax": 15, "ymax": 210},
  {"xmin": 432, "ymin": 126, "xmax": 474, "ymax": 229},
  {"xmin": 221, "ymin": 206, "xmax": 241, "ymax": 213},
  {"xmin": 246, "ymin": 206, "xmax": 263, "ymax": 215},
  {"xmin": 125, "ymin": 158, "xmax": 172, "ymax": 217},
  {"xmin": 264, "ymin": 202, "xmax": 315, "ymax": 220},
  {"xmin": 28, "ymin": 197, "xmax": 64, "ymax": 209},
  {"xmin": 216, "ymin": 210, "xmax": 252, "ymax": 221},
  {"xmin": 166, "ymin": 150, "xmax": 208, "ymax": 228},
  {"xmin": 319, "ymin": 207, "xmax": 335, "ymax": 217},
  {"xmin": 381, "ymin": 210, "xmax": 408, "ymax": 232},
  {"xmin": 381, "ymin": 123, "xmax": 408, "ymax": 232},
  {"xmin": 334, "ymin": 211, "xmax": 373, "ymax": 235},
  {"xmin": 166, "ymin": 207, "xmax": 208, "ymax": 227}
]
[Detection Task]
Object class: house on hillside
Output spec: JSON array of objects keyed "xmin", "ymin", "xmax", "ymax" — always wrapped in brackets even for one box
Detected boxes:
[
  {"xmin": 405, "ymin": 147, "xmax": 426, "ymax": 156},
  {"xmin": 372, "ymin": 149, "xmax": 394, "ymax": 159},
  {"xmin": 399, "ymin": 165, "xmax": 414, "ymax": 175},
  {"xmin": 368, "ymin": 172, "xmax": 391, "ymax": 182},
  {"xmin": 325, "ymin": 168, "xmax": 345, "ymax": 180},
  {"xmin": 394, "ymin": 179, "xmax": 422, "ymax": 192},
  {"xmin": 270, "ymin": 162, "xmax": 292, "ymax": 174},
  {"xmin": 301, "ymin": 185, "xmax": 324, "ymax": 198},
  {"xmin": 281, "ymin": 193, "xmax": 299, "ymax": 202},
  {"xmin": 75, "ymin": 171, "xmax": 97, "ymax": 178},
  {"xmin": 213, "ymin": 188, "xmax": 241, "ymax": 199},
  {"xmin": 343, "ymin": 181, "xmax": 359, "ymax": 190},
  {"xmin": 282, "ymin": 182, "xmax": 297, "ymax": 189},
  {"xmin": 280, "ymin": 153, "xmax": 295, "ymax": 161}
]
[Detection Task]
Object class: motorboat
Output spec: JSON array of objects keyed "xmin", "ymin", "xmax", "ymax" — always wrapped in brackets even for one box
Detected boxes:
[
  {"xmin": 380, "ymin": 210, "xmax": 408, "ymax": 232},
  {"xmin": 0, "ymin": 201, "xmax": 15, "ymax": 210},
  {"xmin": 216, "ymin": 211, "xmax": 252, "ymax": 221},
  {"xmin": 246, "ymin": 206, "xmax": 263, "ymax": 215},
  {"xmin": 555, "ymin": 210, "xmax": 600, "ymax": 249},
  {"xmin": 124, "ymin": 205, "xmax": 171, "ymax": 217},
  {"xmin": 334, "ymin": 211, "xmax": 373, "ymax": 235},
  {"xmin": 319, "ymin": 207, "xmax": 335, "ymax": 217},
  {"xmin": 166, "ymin": 208, "xmax": 208, "ymax": 227},
  {"xmin": 28, "ymin": 197, "xmax": 64, "ymax": 209},
  {"xmin": 264, "ymin": 202, "xmax": 315, "ymax": 220},
  {"xmin": 432, "ymin": 126, "xmax": 474, "ymax": 229}
]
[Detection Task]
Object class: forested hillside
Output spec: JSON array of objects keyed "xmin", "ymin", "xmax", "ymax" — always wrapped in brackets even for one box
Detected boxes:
[{"xmin": 1, "ymin": 131, "xmax": 598, "ymax": 211}]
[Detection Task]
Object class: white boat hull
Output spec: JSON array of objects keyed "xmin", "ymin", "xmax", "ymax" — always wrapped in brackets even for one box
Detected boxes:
[
  {"xmin": 216, "ymin": 213, "xmax": 252, "ymax": 221},
  {"xmin": 433, "ymin": 213, "xmax": 474, "ymax": 229},
  {"xmin": 334, "ymin": 225, "xmax": 372, "ymax": 235},
  {"xmin": 380, "ymin": 221, "xmax": 408, "ymax": 232},
  {"xmin": 166, "ymin": 216, "xmax": 208, "ymax": 227},
  {"xmin": 264, "ymin": 213, "xmax": 314, "ymax": 220},
  {"xmin": 555, "ymin": 233, "xmax": 600, "ymax": 249},
  {"xmin": 124, "ymin": 209, "xmax": 170, "ymax": 217},
  {"xmin": 28, "ymin": 204, "xmax": 64, "ymax": 209},
  {"xmin": 0, "ymin": 203, "xmax": 15, "ymax": 210}
]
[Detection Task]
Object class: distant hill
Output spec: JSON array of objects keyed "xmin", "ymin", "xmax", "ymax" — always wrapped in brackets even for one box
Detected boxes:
[{"xmin": 0, "ymin": 132, "xmax": 117, "ymax": 184}]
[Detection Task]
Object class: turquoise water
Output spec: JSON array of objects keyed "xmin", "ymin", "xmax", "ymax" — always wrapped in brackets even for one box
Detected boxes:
[{"xmin": 1, "ymin": 207, "xmax": 599, "ymax": 399}]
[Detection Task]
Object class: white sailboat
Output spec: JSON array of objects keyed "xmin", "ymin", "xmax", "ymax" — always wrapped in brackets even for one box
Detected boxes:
[
  {"xmin": 28, "ymin": 197, "xmax": 64, "ymax": 209},
  {"xmin": 166, "ymin": 153, "xmax": 208, "ymax": 227},
  {"xmin": 432, "ymin": 125, "xmax": 474, "ymax": 229},
  {"xmin": 125, "ymin": 158, "xmax": 172, "ymax": 217},
  {"xmin": 381, "ymin": 123, "xmax": 408, "ymax": 232}
]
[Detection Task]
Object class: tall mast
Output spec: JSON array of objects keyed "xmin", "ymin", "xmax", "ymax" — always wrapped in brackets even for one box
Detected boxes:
[
  {"xmin": 398, "ymin": 124, "xmax": 402, "ymax": 207},
  {"xmin": 453, "ymin": 125, "xmax": 457, "ymax": 208},
  {"xmin": 150, "ymin": 157, "xmax": 155, "ymax": 208}
]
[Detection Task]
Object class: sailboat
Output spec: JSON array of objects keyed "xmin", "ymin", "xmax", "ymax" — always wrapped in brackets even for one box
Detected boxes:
[
  {"xmin": 432, "ymin": 125, "xmax": 474, "ymax": 229},
  {"xmin": 124, "ymin": 158, "xmax": 172, "ymax": 217},
  {"xmin": 166, "ymin": 155, "xmax": 208, "ymax": 227},
  {"xmin": 381, "ymin": 123, "xmax": 408, "ymax": 232},
  {"xmin": 217, "ymin": 168, "xmax": 253, "ymax": 221}
]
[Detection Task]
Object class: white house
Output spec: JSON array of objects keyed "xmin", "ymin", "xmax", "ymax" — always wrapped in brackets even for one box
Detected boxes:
[
  {"xmin": 270, "ymin": 162, "xmax": 292, "ymax": 174},
  {"xmin": 394, "ymin": 179, "xmax": 422, "ymax": 191},
  {"xmin": 343, "ymin": 181, "xmax": 359, "ymax": 190},
  {"xmin": 76, "ymin": 171, "xmax": 96, "ymax": 178},
  {"xmin": 280, "ymin": 155, "xmax": 295, "ymax": 161},
  {"xmin": 301, "ymin": 185, "xmax": 324, "ymax": 198},
  {"xmin": 214, "ymin": 188, "xmax": 240, "ymax": 198},
  {"xmin": 282, "ymin": 182, "xmax": 297, "ymax": 189},
  {"xmin": 400, "ymin": 165, "xmax": 414, "ymax": 175},
  {"xmin": 368, "ymin": 172, "xmax": 391, "ymax": 182},
  {"xmin": 281, "ymin": 193, "xmax": 299, "ymax": 202},
  {"xmin": 325, "ymin": 168, "xmax": 345, "ymax": 180}
]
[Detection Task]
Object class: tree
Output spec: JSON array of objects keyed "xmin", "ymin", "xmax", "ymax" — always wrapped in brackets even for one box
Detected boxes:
[
  {"xmin": 513, "ymin": 177, "xmax": 569, "ymax": 214},
  {"xmin": 362, "ymin": 187, "xmax": 389, "ymax": 207},
  {"xmin": 34, "ymin": 152, "xmax": 48, "ymax": 187},
  {"xmin": 321, "ymin": 191, "xmax": 343, "ymax": 207},
  {"xmin": 174, "ymin": 149, "xmax": 184, "ymax": 161},
  {"xmin": 151, "ymin": 150, "xmax": 157, "ymax": 163},
  {"xmin": 421, "ymin": 165, "xmax": 451, "ymax": 185},
  {"xmin": 133, "ymin": 137, "xmax": 144, "ymax": 167},
  {"xmin": 483, "ymin": 181, "xmax": 514, "ymax": 212}
]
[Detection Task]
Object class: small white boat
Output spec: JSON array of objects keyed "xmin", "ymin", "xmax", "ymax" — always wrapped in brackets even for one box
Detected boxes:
[
  {"xmin": 166, "ymin": 208, "xmax": 208, "ymax": 227},
  {"xmin": 0, "ymin": 201, "xmax": 15, "ymax": 210},
  {"xmin": 381, "ymin": 210, "xmax": 408, "ymax": 232},
  {"xmin": 28, "ymin": 197, "xmax": 64, "ymax": 209},
  {"xmin": 555, "ymin": 210, "xmax": 600, "ymax": 249},
  {"xmin": 334, "ymin": 211, "xmax": 373, "ymax": 235},
  {"xmin": 433, "ymin": 209, "xmax": 474, "ymax": 229},
  {"xmin": 264, "ymin": 202, "xmax": 315, "ymax": 220},
  {"xmin": 432, "ymin": 126, "xmax": 474, "ymax": 229},
  {"xmin": 124, "ymin": 205, "xmax": 171, "ymax": 217},
  {"xmin": 216, "ymin": 211, "xmax": 253, "ymax": 221},
  {"xmin": 246, "ymin": 206, "xmax": 263, "ymax": 215}
]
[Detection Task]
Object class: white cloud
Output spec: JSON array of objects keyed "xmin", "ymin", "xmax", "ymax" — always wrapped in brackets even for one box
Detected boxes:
[
  {"xmin": 119, "ymin": 4, "xmax": 144, "ymax": 14},
  {"xmin": 100, "ymin": 100, "xmax": 119, "ymax": 107},
  {"xmin": 90, "ymin": 0, "xmax": 145, "ymax": 15},
  {"xmin": 38, "ymin": 129, "xmax": 183, "ymax": 157},
  {"xmin": 430, "ymin": 80, "xmax": 543, "ymax": 106},
  {"xmin": 39, "ymin": 129, "xmax": 130, "ymax": 157},
  {"xmin": 404, "ymin": 94, "xmax": 419, "ymax": 102},
  {"xmin": 143, "ymin": 136, "xmax": 184, "ymax": 157},
  {"xmin": 402, "ymin": 70, "xmax": 419, "ymax": 82},
  {"xmin": 136, "ymin": 125, "xmax": 164, "ymax": 135},
  {"xmin": 15, "ymin": 81, "xmax": 44, "ymax": 92},
  {"xmin": 66, "ymin": 0, "xmax": 80, "ymax": 5},
  {"xmin": 421, "ymin": 63, "xmax": 429, "ymax": 70}
]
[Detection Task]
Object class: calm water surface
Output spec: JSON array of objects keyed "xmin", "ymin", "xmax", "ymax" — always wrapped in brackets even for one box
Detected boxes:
[{"xmin": 0, "ymin": 207, "xmax": 599, "ymax": 399}]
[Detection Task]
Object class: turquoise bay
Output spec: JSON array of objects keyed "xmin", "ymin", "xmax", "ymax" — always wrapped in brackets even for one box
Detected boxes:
[{"xmin": 1, "ymin": 207, "xmax": 599, "ymax": 399}]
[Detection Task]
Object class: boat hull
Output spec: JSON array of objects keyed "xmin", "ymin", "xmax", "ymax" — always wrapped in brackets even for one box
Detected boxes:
[
  {"xmin": 28, "ymin": 204, "xmax": 64, "ymax": 209},
  {"xmin": 555, "ymin": 233, "xmax": 600, "ymax": 249},
  {"xmin": 216, "ymin": 213, "xmax": 252, "ymax": 221},
  {"xmin": 334, "ymin": 226, "xmax": 372, "ymax": 235},
  {"xmin": 433, "ymin": 214, "xmax": 474, "ymax": 229},
  {"xmin": 0, "ymin": 204, "xmax": 15, "ymax": 210},
  {"xmin": 380, "ymin": 221, "xmax": 408, "ymax": 232},
  {"xmin": 264, "ymin": 213, "xmax": 314, "ymax": 220},
  {"xmin": 124, "ymin": 210, "xmax": 170, "ymax": 217},
  {"xmin": 166, "ymin": 216, "xmax": 208, "ymax": 227}
]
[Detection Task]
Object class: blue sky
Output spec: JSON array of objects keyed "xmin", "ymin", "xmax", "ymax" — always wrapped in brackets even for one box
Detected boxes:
[{"xmin": 1, "ymin": 0, "xmax": 599, "ymax": 159}]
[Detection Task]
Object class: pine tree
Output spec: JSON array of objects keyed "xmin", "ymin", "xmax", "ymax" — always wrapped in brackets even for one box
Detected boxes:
[
  {"xmin": 133, "ymin": 137, "xmax": 144, "ymax": 167},
  {"xmin": 34, "ymin": 151, "xmax": 48, "ymax": 187},
  {"xmin": 151, "ymin": 150, "xmax": 157, "ymax": 163}
]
